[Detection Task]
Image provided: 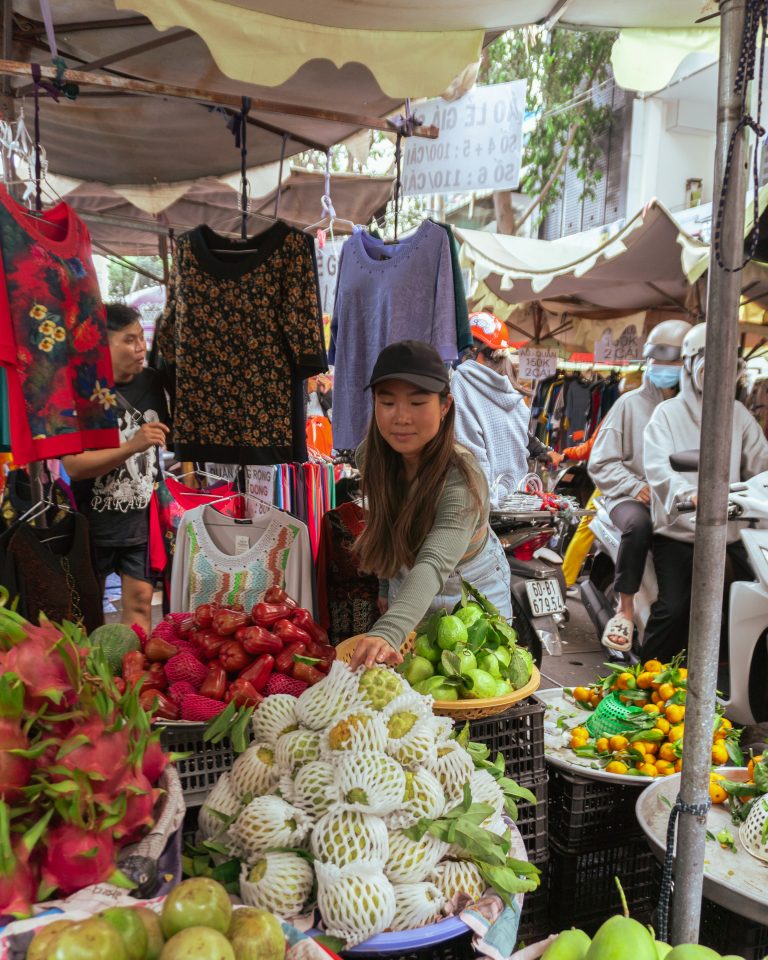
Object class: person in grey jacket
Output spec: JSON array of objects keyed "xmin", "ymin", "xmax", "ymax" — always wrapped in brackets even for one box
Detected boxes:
[
  {"xmin": 642, "ymin": 323, "xmax": 768, "ymax": 662},
  {"xmin": 588, "ymin": 319, "xmax": 692, "ymax": 652}
]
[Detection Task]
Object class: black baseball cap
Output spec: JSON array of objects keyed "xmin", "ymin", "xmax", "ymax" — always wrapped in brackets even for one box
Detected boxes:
[{"xmin": 366, "ymin": 340, "xmax": 450, "ymax": 393}]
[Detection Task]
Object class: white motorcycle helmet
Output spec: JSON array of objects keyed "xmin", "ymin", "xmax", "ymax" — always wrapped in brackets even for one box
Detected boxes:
[
  {"xmin": 681, "ymin": 324, "xmax": 707, "ymax": 392},
  {"xmin": 642, "ymin": 319, "xmax": 693, "ymax": 362}
]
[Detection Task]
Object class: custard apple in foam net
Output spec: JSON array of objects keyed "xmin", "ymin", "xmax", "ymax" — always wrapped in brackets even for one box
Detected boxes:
[
  {"xmin": 229, "ymin": 742, "xmax": 279, "ymax": 800},
  {"xmin": 296, "ymin": 661, "xmax": 363, "ymax": 730},
  {"xmin": 322, "ymin": 708, "xmax": 389, "ymax": 756},
  {"xmin": 282, "ymin": 760, "xmax": 338, "ymax": 819},
  {"xmin": 198, "ymin": 773, "xmax": 243, "ymax": 840},
  {"xmin": 239, "ymin": 852, "xmax": 314, "ymax": 917},
  {"xmin": 311, "ymin": 809, "xmax": 389, "ymax": 868},
  {"xmin": 252, "ymin": 693, "xmax": 298, "ymax": 744},
  {"xmin": 315, "ymin": 859, "xmax": 396, "ymax": 947},
  {"xmin": 428, "ymin": 740, "xmax": 476, "ymax": 803},
  {"xmin": 337, "ymin": 750, "xmax": 406, "ymax": 816},
  {"xmin": 382, "ymin": 691, "xmax": 435, "ymax": 738},
  {"xmin": 386, "ymin": 768, "xmax": 446, "ymax": 829},
  {"xmin": 230, "ymin": 796, "xmax": 311, "ymax": 859},
  {"xmin": 386, "ymin": 719, "xmax": 438, "ymax": 769},
  {"xmin": 357, "ymin": 666, "xmax": 406, "ymax": 711},
  {"xmin": 385, "ymin": 829, "xmax": 450, "ymax": 883},
  {"xmin": 468, "ymin": 769, "xmax": 505, "ymax": 817},
  {"xmin": 391, "ymin": 881, "xmax": 445, "ymax": 930},
  {"xmin": 429, "ymin": 860, "xmax": 486, "ymax": 903},
  {"xmin": 275, "ymin": 727, "xmax": 322, "ymax": 772},
  {"xmin": 432, "ymin": 716, "xmax": 455, "ymax": 741}
]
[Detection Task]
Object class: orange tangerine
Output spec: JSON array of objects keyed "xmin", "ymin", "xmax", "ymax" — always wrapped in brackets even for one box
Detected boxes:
[
  {"xmin": 711, "ymin": 743, "xmax": 729, "ymax": 766},
  {"xmin": 644, "ymin": 659, "xmax": 664, "ymax": 674},
  {"xmin": 638, "ymin": 762, "xmax": 658, "ymax": 778},
  {"xmin": 617, "ymin": 672, "xmax": 636, "ymax": 690},
  {"xmin": 677, "ymin": 667, "xmax": 688, "ymax": 679},
  {"xmin": 669, "ymin": 724, "xmax": 685, "ymax": 743},
  {"xmin": 571, "ymin": 726, "xmax": 589, "ymax": 740},
  {"xmin": 674, "ymin": 759, "xmax": 683, "ymax": 773},
  {"xmin": 659, "ymin": 743, "xmax": 677, "ymax": 762},
  {"xmin": 596, "ymin": 738, "xmax": 610, "ymax": 754},
  {"xmin": 643, "ymin": 703, "xmax": 661, "ymax": 716},
  {"xmin": 651, "ymin": 691, "xmax": 662, "ymax": 704},
  {"xmin": 637, "ymin": 672, "xmax": 656, "ymax": 690},
  {"xmin": 606, "ymin": 760, "xmax": 629, "ymax": 775},
  {"xmin": 609, "ymin": 735, "xmax": 629, "ymax": 752},
  {"xmin": 665, "ymin": 704, "xmax": 685, "ymax": 724},
  {"xmin": 643, "ymin": 740, "xmax": 659, "ymax": 755},
  {"xmin": 632, "ymin": 741, "xmax": 647, "ymax": 756},
  {"xmin": 709, "ymin": 779, "xmax": 727, "ymax": 803},
  {"xmin": 747, "ymin": 754, "xmax": 764, "ymax": 780},
  {"xmin": 658, "ymin": 683, "xmax": 676, "ymax": 703},
  {"xmin": 570, "ymin": 736, "xmax": 588, "ymax": 749},
  {"xmin": 655, "ymin": 718, "xmax": 671, "ymax": 735},
  {"xmin": 655, "ymin": 760, "xmax": 675, "ymax": 776},
  {"xmin": 573, "ymin": 686, "xmax": 591, "ymax": 703}
]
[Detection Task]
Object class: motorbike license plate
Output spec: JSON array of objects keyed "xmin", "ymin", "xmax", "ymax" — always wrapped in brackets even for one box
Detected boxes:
[{"xmin": 525, "ymin": 578, "xmax": 565, "ymax": 616}]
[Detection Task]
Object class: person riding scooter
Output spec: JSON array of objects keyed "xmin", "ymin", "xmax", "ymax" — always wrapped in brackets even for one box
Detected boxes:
[
  {"xmin": 588, "ymin": 319, "xmax": 692, "ymax": 652},
  {"xmin": 642, "ymin": 323, "xmax": 768, "ymax": 663}
]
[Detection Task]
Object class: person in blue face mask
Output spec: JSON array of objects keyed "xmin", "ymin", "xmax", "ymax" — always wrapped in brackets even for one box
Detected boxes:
[{"xmin": 587, "ymin": 319, "xmax": 692, "ymax": 653}]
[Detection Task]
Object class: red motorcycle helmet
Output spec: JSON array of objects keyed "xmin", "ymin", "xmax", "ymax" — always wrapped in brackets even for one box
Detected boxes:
[{"xmin": 469, "ymin": 311, "xmax": 510, "ymax": 351}]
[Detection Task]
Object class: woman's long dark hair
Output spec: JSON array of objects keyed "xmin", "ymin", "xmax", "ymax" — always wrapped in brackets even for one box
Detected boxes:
[{"xmin": 356, "ymin": 388, "xmax": 485, "ymax": 579}]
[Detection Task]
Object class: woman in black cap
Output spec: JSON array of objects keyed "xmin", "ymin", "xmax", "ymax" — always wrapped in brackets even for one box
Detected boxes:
[{"xmin": 350, "ymin": 340, "xmax": 513, "ymax": 669}]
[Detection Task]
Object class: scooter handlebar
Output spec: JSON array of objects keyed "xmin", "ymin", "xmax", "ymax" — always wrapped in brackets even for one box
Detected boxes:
[{"xmin": 677, "ymin": 500, "xmax": 696, "ymax": 513}]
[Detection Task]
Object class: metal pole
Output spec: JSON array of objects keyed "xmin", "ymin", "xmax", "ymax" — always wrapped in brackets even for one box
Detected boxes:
[{"xmin": 672, "ymin": 0, "xmax": 748, "ymax": 944}]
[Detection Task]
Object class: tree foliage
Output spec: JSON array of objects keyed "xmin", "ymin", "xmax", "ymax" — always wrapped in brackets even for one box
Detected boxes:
[
  {"xmin": 480, "ymin": 27, "xmax": 618, "ymax": 225},
  {"xmin": 105, "ymin": 256, "xmax": 163, "ymax": 301}
]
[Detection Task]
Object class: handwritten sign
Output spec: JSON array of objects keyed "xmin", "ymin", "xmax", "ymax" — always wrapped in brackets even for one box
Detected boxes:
[
  {"xmin": 594, "ymin": 326, "xmax": 642, "ymax": 364},
  {"xmin": 315, "ymin": 236, "xmax": 346, "ymax": 318},
  {"xmin": 245, "ymin": 466, "xmax": 276, "ymax": 519},
  {"xmin": 518, "ymin": 348, "xmax": 558, "ymax": 381},
  {"xmin": 403, "ymin": 80, "xmax": 526, "ymax": 196}
]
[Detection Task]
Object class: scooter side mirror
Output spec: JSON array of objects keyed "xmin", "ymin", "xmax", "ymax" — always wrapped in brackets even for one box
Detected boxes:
[{"xmin": 670, "ymin": 451, "xmax": 700, "ymax": 472}]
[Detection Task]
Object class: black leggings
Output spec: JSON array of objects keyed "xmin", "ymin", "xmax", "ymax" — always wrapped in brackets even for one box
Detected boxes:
[{"xmin": 610, "ymin": 500, "xmax": 653, "ymax": 595}]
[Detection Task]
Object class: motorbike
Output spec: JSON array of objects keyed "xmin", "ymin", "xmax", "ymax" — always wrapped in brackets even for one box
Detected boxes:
[{"xmin": 581, "ymin": 452, "xmax": 768, "ymax": 725}]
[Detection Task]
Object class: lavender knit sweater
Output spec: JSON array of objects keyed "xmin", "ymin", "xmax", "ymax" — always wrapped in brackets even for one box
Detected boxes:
[{"xmin": 330, "ymin": 221, "xmax": 458, "ymax": 450}]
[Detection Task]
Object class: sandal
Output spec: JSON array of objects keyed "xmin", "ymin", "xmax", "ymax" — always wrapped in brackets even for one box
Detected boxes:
[{"xmin": 601, "ymin": 613, "xmax": 634, "ymax": 652}]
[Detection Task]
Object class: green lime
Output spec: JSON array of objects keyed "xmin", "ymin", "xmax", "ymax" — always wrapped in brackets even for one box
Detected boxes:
[
  {"xmin": 454, "ymin": 646, "xmax": 477, "ymax": 675},
  {"xmin": 414, "ymin": 633, "xmax": 441, "ymax": 664},
  {"xmin": 461, "ymin": 669, "xmax": 498, "ymax": 700},
  {"xmin": 432, "ymin": 683, "xmax": 459, "ymax": 701},
  {"xmin": 437, "ymin": 615, "xmax": 469, "ymax": 651},
  {"xmin": 477, "ymin": 652, "xmax": 502, "ymax": 678},
  {"xmin": 402, "ymin": 655, "xmax": 435, "ymax": 686},
  {"xmin": 494, "ymin": 678, "xmax": 512, "ymax": 697},
  {"xmin": 454, "ymin": 603, "xmax": 484, "ymax": 626},
  {"xmin": 494, "ymin": 646, "xmax": 512, "ymax": 668},
  {"xmin": 413, "ymin": 677, "xmax": 459, "ymax": 700}
]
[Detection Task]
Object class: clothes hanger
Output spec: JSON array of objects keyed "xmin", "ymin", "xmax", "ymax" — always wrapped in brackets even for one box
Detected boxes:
[
  {"xmin": 171, "ymin": 467, "xmax": 232, "ymax": 488},
  {"xmin": 304, "ymin": 154, "xmax": 358, "ymax": 235}
]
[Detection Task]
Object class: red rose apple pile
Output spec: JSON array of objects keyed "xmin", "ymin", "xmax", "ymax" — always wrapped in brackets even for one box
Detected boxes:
[{"xmin": 122, "ymin": 588, "xmax": 337, "ymax": 723}]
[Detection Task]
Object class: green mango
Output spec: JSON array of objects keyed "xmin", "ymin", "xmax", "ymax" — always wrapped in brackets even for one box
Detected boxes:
[
  {"xmin": 665, "ymin": 947, "xmax": 722, "ymax": 960},
  {"xmin": 655, "ymin": 942, "xmax": 672, "ymax": 960},
  {"xmin": 542, "ymin": 929, "xmax": 591, "ymax": 960},
  {"xmin": 585, "ymin": 916, "xmax": 657, "ymax": 960}
]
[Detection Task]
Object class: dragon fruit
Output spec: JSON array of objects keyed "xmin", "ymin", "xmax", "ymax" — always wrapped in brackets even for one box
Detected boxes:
[
  {"xmin": 0, "ymin": 717, "xmax": 33, "ymax": 803},
  {"xmin": 40, "ymin": 824, "xmax": 127, "ymax": 896},
  {"xmin": 0, "ymin": 803, "xmax": 49, "ymax": 919},
  {"xmin": 51, "ymin": 717, "xmax": 132, "ymax": 796},
  {"xmin": 111, "ymin": 771, "xmax": 158, "ymax": 843},
  {"xmin": 0, "ymin": 622, "xmax": 83, "ymax": 707},
  {"xmin": 141, "ymin": 737, "xmax": 169, "ymax": 784}
]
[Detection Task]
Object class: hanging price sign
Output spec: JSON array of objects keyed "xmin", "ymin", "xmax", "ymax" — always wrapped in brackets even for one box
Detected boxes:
[
  {"xmin": 518, "ymin": 348, "xmax": 558, "ymax": 381},
  {"xmin": 594, "ymin": 327, "xmax": 642, "ymax": 364}
]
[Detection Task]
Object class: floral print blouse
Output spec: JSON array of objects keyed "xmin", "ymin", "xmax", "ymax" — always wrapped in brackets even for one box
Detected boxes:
[
  {"xmin": 155, "ymin": 222, "xmax": 327, "ymax": 465},
  {"xmin": 0, "ymin": 187, "xmax": 118, "ymax": 464}
]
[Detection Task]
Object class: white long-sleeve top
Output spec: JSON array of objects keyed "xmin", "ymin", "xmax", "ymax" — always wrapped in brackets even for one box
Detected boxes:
[
  {"xmin": 170, "ymin": 504, "xmax": 314, "ymax": 613},
  {"xmin": 451, "ymin": 360, "xmax": 530, "ymax": 507}
]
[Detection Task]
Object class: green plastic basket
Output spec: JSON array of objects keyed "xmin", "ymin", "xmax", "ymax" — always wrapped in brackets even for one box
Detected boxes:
[{"xmin": 584, "ymin": 692, "xmax": 645, "ymax": 738}]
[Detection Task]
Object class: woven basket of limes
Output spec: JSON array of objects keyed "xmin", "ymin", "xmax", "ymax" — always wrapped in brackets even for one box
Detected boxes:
[{"xmin": 337, "ymin": 580, "xmax": 540, "ymax": 720}]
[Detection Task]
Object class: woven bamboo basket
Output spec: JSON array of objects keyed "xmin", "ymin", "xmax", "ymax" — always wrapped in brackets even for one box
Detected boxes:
[{"xmin": 336, "ymin": 633, "xmax": 541, "ymax": 720}]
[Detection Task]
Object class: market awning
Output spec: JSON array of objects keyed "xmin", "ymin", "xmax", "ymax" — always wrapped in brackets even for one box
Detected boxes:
[
  {"xmin": 51, "ymin": 167, "xmax": 394, "ymax": 255},
  {"xmin": 456, "ymin": 187, "xmax": 768, "ymax": 315}
]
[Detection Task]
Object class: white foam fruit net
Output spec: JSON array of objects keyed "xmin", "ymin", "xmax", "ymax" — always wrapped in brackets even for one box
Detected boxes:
[
  {"xmin": 198, "ymin": 772, "xmax": 243, "ymax": 840},
  {"xmin": 296, "ymin": 661, "xmax": 363, "ymax": 731},
  {"xmin": 311, "ymin": 809, "xmax": 389, "ymax": 868},
  {"xmin": 239, "ymin": 851, "xmax": 315, "ymax": 916},
  {"xmin": 275, "ymin": 728, "xmax": 322, "ymax": 772},
  {"xmin": 230, "ymin": 796, "xmax": 312, "ymax": 859},
  {"xmin": 390, "ymin": 881, "xmax": 445, "ymax": 930},
  {"xmin": 229, "ymin": 742, "xmax": 280, "ymax": 800},
  {"xmin": 432, "ymin": 716, "xmax": 455, "ymax": 741},
  {"xmin": 357, "ymin": 666, "xmax": 406, "ymax": 711},
  {"xmin": 385, "ymin": 829, "xmax": 450, "ymax": 884},
  {"xmin": 284, "ymin": 760, "xmax": 339, "ymax": 819},
  {"xmin": 428, "ymin": 740, "xmax": 476, "ymax": 803},
  {"xmin": 315, "ymin": 859, "xmax": 396, "ymax": 946},
  {"xmin": 387, "ymin": 768, "xmax": 446, "ymax": 829},
  {"xmin": 322, "ymin": 709, "xmax": 389, "ymax": 756},
  {"xmin": 386, "ymin": 718, "xmax": 439, "ymax": 769},
  {"xmin": 469, "ymin": 769, "xmax": 505, "ymax": 817},
  {"xmin": 739, "ymin": 793, "xmax": 768, "ymax": 863},
  {"xmin": 252, "ymin": 693, "xmax": 299, "ymax": 744},
  {"xmin": 337, "ymin": 750, "xmax": 406, "ymax": 816},
  {"xmin": 429, "ymin": 860, "xmax": 486, "ymax": 903}
]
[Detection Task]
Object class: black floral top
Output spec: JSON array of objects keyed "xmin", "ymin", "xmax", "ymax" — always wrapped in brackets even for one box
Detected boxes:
[{"xmin": 155, "ymin": 223, "xmax": 327, "ymax": 465}]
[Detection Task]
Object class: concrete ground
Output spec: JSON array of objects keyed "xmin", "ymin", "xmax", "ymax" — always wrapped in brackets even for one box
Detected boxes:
[{"xmin": 539, "ymin": 594, "xmax": 608, "ymax": 691}]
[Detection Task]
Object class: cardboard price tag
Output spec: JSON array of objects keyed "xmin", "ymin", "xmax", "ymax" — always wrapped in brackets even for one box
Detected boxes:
[
  {"xmin": 594, "ymin": 327, "xmax": 642, "ymax": 364},
  {"xmin": 518, "ymin": 348, "xmax": 558, "ymax": 381}
]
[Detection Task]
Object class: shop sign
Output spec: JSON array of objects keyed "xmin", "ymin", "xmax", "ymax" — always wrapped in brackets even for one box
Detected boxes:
[
  {"xmin": 245, "ymin": 466, "xmax": 276, "ymax": 518},
  {"xmin": 594, "ymin": 327, "xmax": 642, "ymax": 364},
  {"xmin": 315, "ymin": 236, "xmax": 347, "ymax": 316},
  {"xmin": 402, "ymin": 80, "xmax": 526, "ymax": 196},
  {"xmin": 518, "ymin": 348, "xmax": 558, "ymax": 381}
]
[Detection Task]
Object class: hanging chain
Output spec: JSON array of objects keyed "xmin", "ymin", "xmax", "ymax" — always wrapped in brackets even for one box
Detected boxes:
[
  {"xmin": 656, "ymin": 795, "xmax": 712, "ymax": 943},
  {"xmin": 58, "ymin": 555, "xmax": 84, "ymax": 628},
  {"xmin": 237, "ymin": 97, "xmax": 251, "ymax": 240},
  {"xmin": 714, "ymin": 0, "xmax": 767, "ymax": 272}
]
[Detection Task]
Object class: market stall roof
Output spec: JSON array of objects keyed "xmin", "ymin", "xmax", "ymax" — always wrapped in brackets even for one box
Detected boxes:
[
  {"xmin": 51, "ymin": 166, "xmax": 394, "ymax": 255},
  {"xmin": 456, "ymin": 188, "xmax": 768, "ymax": 315},
  {"xmin": 6, "ymin": 0, "xmax": 712, "ymax": 185}
]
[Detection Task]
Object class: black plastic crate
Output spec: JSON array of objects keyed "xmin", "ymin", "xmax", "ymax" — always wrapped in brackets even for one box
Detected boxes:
[
  {"xmin": 548, "ymin": 837, "xmax": 658, "ymax": 934},
  {"xmin": 342, "ymin": 929, "xmax": 475, "ymax": 960},
  {"xmin": 512, "ymin": 775, "xmax": 549, "ymax": 865},
  {"xmin": 517, "ymin": 862, "xmax": 551, "ymax": 945},
  {"xmin": 698, "ymin": 898, "xmax": 768, "ymax": 960},
  {"xmin": 160, "ymin": 721, "xmax": 238, "ymax": 808},
  {"xmin": 548, "ymin": 766, "xmax": 646, "ymax": 854},
  {"xmin": 455, "ymin": 696, "xmax": 545, "ymax": 786}
]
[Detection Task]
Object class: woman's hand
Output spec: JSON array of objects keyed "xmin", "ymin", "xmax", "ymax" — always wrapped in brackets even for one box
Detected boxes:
[
  {"xmin": 547, "ymin": 450, "xmax": 564, "ymax": 468},
  {"xmin": 350, "ymin": 635, "xmax": 403, "ymax": 669}
]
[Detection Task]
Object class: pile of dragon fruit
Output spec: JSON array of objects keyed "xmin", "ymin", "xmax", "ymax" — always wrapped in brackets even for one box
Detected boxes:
[
  {"xmin": 0, "ymin": 599, "xmax": 172, "ymax": 919},
  {"xmin": 123, "ymin": 588, "xmax": 338, "ymax": 724}
]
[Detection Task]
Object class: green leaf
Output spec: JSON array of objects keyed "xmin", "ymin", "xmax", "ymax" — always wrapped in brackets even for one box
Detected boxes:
[
  {"xmin": 425, "ymin": 611, "xmax": 446, "ymax": 646},
  {"xmin": 441, "ymin": 651, "xmax": 462, "ymax": 679},
  {"xmin": 725, "ymin": 738, "xmax": 744, "ymax": 767},
  {"xmin": 456, "ymin": 723, "xmax": 471, "ymax": 749}
]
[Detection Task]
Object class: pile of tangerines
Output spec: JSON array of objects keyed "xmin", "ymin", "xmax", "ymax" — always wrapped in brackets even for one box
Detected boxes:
[{"xmin": 564, "ymin": 655, "xmax": 742, "ymax": 788}]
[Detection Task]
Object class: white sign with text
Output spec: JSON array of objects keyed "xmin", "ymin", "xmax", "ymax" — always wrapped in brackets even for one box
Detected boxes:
[
  {"xmin": 245, "ymin": 466, "xmax": 276, "ymax": 519},
  {"xmin": 403, "ymin": 80, "xmax": 526, "ymax": 196},
  {"xmin": 594, "ymin": 326, "xmax": 643, "ymax": 364},
  {"xmin": 314, "ymin": 237, "xmax": 346, "ymax": 317},
  {"xmin": 518, "ymin": 348, "xmax": 558, "ymax": 381}
]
